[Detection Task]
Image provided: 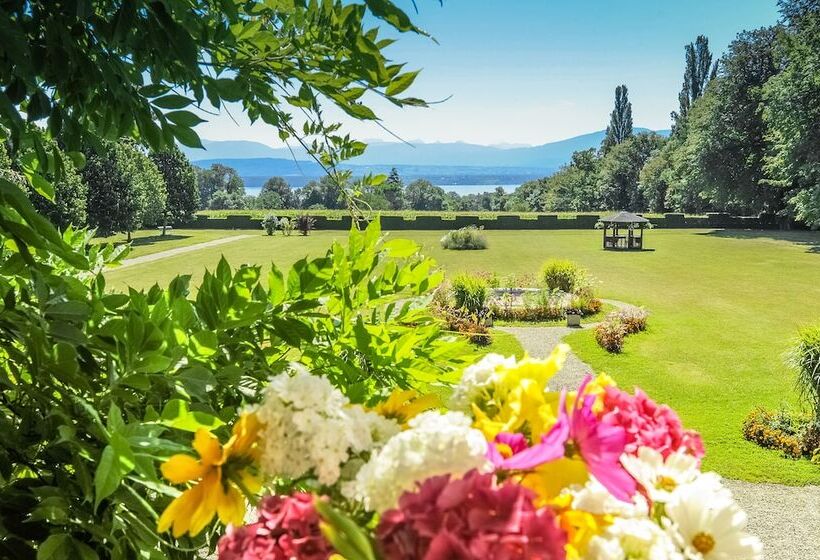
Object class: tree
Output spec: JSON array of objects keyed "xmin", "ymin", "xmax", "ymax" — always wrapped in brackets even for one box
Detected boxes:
[
  {"xmin": 119, "ymin": 140, "xmax": 167, "ymax": 227},
  {"xmin": 404, "ymin": 179, "xmax": 446, "ymax": 210},
  {"xmin": 597, "ymin": 133, "xmax": 666, "ymax": 211},
  {"xmin": 764, "ymin": 1, "xmax": 820, "ymax": 227},
  {"xmin": 673, "ymin": 35, "xmax": 718, "ymax": 126},
  {"xmin": 209, "ymin": 190, "xmax": 248, "ymax": 210},
  {"xmin": 383, "ymin": 167, "xmax": 405, "ymax": 209},
  {"xmin": 152, "ymin": 147, "xmax": 199, "ymax": 225},
  {"xmin": 30, "ymin": 154, "xmax": 88, "ymax": 229},
  {"xmin": 260, "ymin": 176, "xmax": 296, "ymax": 209},
  {"xmin": 84, "ymin": 142, "xmax": 144, "ymax": 240},
  {"xmin": 197, "ymin": 163, "xmax": 245, "ymax": 208},
  {"xmin": 601, "ymin": 85, "xmax": 633, "ymax": 154}
]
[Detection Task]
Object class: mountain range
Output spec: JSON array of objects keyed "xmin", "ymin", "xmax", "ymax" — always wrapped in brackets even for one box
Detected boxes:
[{"xmin": 182, "ymin": 128, "xmax": 670, "ymax": 189}]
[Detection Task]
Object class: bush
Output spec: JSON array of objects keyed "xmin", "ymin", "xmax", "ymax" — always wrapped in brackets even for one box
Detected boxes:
[
  {"xmin": 440, "ymin": 307, "xmax": 491, "ymax": 345},
  {"xmin": 609, "ymin": 306, "xmax": 649, "ymax": 334},
  {"xmin": 440, "ymin": 225, "xmax": 487, "ymax": 250},
  {"xmin": 295, "ymin": 214, "xmax": 316, "ymax": 236},
  {"xmin": 540, "ymin": 259, "xmax": 588, "ymax": 293},
  {"xmin": 262, "ymin": 214, "xmax": 278, "ymax": 235},
  {"xmin": 788, "ymin": 325, "xmax": 820, "ymax": 419},
  {"xmin": 569, "ymin": 292, "xmax": 604, "ymax": 317},
  {"xmin": 595, "ymin": 319, "xmax": 627, "ymax": 353},
  {"xmin": 451, "ymin": 273, "xmax": 489, "ymax": 315},
  {"xmin": 279, "ymin": 216, "xmax": 295, "ymax": 236},
  {"xmin": 742, "ymin": 407, "xmax": 804, "ymax": 459}
]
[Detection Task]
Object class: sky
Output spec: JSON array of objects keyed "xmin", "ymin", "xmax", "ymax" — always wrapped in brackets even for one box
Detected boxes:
[{"xmin": 196, "ymin": 0, "xmax": 781, "ymax": 148}]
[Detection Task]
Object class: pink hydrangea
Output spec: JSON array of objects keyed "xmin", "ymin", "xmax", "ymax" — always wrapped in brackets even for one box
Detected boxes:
[
  {"xmin": 601, "ymin": 386, "xmax": 705, "ymax": 459},
  {"xmin": 217, "ymin": 493, "xmax": 333, "ymax": 560},
  {"xmin": 377, "ymin": 470, "xmax": 567, "ymax": 560}
]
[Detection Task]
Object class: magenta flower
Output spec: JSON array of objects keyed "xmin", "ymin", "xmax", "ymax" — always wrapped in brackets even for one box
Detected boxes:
[
  {"xmin": 489, "ymin": 376, "xmax": 637, "ymax": 502},
  {"xmin": 377, "ymin": 470, "xmax": 566, "ymax": 560},
  {"xmin": 601, "ymin": 386, "xmax": 705, "ymax": 459},
  {"xmin": 217, "ymin": 493, "xmax": 334, "ymax": 560}
]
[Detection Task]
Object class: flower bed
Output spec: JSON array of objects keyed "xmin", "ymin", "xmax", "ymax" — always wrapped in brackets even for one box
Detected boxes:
[{"xmin": 155, "ymin": 347, "xmax": 762, "ymax": 559}]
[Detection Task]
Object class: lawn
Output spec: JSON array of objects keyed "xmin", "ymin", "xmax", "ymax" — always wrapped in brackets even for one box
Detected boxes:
[
  {"xmin": 95, "ymin": 229, "xmax": 260, "ymax": 259},
  {"xmin": 103, "ymin": 227, "xmax": 820, "ymax": 484}
]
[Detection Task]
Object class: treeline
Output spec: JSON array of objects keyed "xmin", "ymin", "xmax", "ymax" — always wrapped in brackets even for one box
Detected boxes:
[{"xmin": 510, "ymin": 0, "xmax": 820, "ymax": 227}]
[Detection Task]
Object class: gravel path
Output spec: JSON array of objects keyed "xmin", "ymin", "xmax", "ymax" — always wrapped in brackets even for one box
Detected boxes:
[
  {"xmin": 499, "ymin": 321, "xmax": 820, "ymax": 560},
  {"xmin": 116, "ymin": 234, "xmax": 254, "ymax": 268}
]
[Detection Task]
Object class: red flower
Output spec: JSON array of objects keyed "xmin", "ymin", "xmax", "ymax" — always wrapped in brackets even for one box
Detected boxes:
[
  {"xmin": 217, "ymin": 493, "xmax": 333, "ymax": 560},
  {"xmin": 377, "ymin": 470, "xmax": 566, "ymax": 560},
  {"xmin": 601, "ymin": 386, "xmax": 705, "ymax": 459}
]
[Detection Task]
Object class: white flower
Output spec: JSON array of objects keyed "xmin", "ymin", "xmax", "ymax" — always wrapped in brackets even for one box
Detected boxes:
[
  {"xmin": 346, "ymin": 411, "xmax": 489, "ymax": 512},
  {"xmin": 449, "ymin": 353, "xmax": 516, "ymax": 410},
  {"xmin": 664, "ymin": 477, "xmax": 763, "ymax": 560},
  {"xmin": 256, "ymin": 364, "xmax": 400, "ymax": 486},
  {"xmin": 588, "ymin": 517, "xmax": 683, "ymax": 560},
  {"xmin": 622, "ymin": 447, "xmax": 701, "ymax": 503},
  {"xmin": 569, "ymin": 477, "xmax": 649, "ymax": 518}
]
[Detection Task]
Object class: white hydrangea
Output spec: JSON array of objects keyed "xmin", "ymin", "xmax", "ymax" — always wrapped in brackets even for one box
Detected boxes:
[
  {"xmin": 449, "ymin": 353, "xmax": 516, "ymax": 410},
  {"xmin": 256, "ymin": 364, "xmax": 400, "ymax": 486},
  {"xmin": 569, "ymin": 477, "xmax": 649, "ymax": 518},
  {"xmin": 588, "ymin": 518, "xmax": 683, "ymax": 560},
  {"xmin": 346, "ymin": 411, "xmax": 489, "ymax": 512}
]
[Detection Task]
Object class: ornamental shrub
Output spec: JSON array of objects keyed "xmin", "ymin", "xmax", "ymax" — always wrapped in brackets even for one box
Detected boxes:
[
  {"xmin": 788, "ymin": 325, "xmax": 820, "ymax": 419},
  {"xmin": 296, "ymin": 214, "xmax": 316, "ymax": 236},
  {"xmin": 279, "ymin": 216, "xmax": 295, "ymax": 236},
  {"xmin": 440, "ymin": 225, "xmax": 487, "ymax": 250},
  {"xmin": 451, "ymin": 273, "xmax": 489, "ymax": 315},
  {"xmin": 595, "ymin": 318, "xmax": 627, "ymax": 353},
  {"xmin": 540, "ymin": 259, "xmax": 588, "ymax": 293},
  {"xmin": 262, "ymin": 214, "xmax": 278, "ymax": 235},
  {"xmin": 609, "ymin": 306, "xmax": 649, "ymax": 334},
  {"xmin": 742, "ymin": 407, "xmax": 803, "ymax": 459}
]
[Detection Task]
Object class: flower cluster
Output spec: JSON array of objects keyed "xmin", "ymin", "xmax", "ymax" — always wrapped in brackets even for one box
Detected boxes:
[{"xmin": 155, "ymin": 354, "xmax": 762, "ymax": 560}]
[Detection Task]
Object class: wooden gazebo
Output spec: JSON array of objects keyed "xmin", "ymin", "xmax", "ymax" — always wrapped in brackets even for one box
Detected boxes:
[{"xmin": 600, "ymin": 211, "xmax": 650, "ymax": 250}]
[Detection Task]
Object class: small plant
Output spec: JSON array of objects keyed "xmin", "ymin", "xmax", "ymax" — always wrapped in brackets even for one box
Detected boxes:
[
  {"xmin": 609, "ymin": 306, "xmax": 649, "ymax": 334},
  {"xmin": 595, "ymin": 318, "xmax": 627, "ymax": 353},
  {"xmin": 262, "ymin": 214, "xmax": 279, "ymax": 235},
  {"xmin": 451, "ymin": 273, "xmax": 489, "ymax": 315},
  {"xmin": 742, "ymin": 407, "xmax": 803, "ymax": 459},
  {"xmin": 295, "ymin": 214, "xmax": 317, "ymax": 236},
  {"xmin": 788, "ymin": 325, "xmax": 820, "ymax": 419},
  {"xmin": 440, "ymin": 225, "xmax": 488, "ymax": 250},
  {"xmin": 441, "ymin": 307, "xmax": 491, "ymax": 345},
  {"xmin": 569, "ymin": 292, "xmax": 604, "ymax": 317},
  {"xmin": 540, "ymin": 259, "xmax": 588, "ymax": 293},
  {"xmin": 279, "ymin": 217, "xmax": 295, "ymax": 236}
]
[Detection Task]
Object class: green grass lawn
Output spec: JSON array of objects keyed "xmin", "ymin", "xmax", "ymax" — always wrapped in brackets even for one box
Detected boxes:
[
  {"xmin": 104, "ymin": 228, "xmax": 820, "ymax": 484},
  {"xmin": 95, "ymin": 229, "xmax": 261, "ymax": 259}
]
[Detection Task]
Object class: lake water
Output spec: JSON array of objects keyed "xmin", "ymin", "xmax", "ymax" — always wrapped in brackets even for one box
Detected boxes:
[{"xmin": 244, "ymin": 184, "xmax": 519, "ymax": 197}]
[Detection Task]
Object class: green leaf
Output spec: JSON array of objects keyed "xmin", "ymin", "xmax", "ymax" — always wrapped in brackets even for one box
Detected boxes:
[
  {"xmin": 153, "ymin": 94, "xmax": 193, "ymax": 109},
  {"xmin": 315, "ymin": 499, "xmax": 377, "ymax": 560},
  {"xmin": 382, "ymin": 238, "xmax": 418, "ymax": 258},
  {"xmin": 27, "ymin": 172, "xmax": 54, "ymax": 200},
  {"xmin": 189, "ymin": 330, "xmax": 218, "ymax": 357},
  {"xmin": 65, "ymin": 151, "xmax": 86, "ymax": 169},
  {"xmin": 386, "ymin": 70, "xmax": 420, "ymax": 97},
  {"xmin": 176, "ymin": 366, "xmax": 217, "ymax": 401},
  {"xmin": 93, "ymin": 446, "xmax": 122, "ymax": 509},
  {"xmin": 164, "ymin": 110, "xmax": 205, "ymax": 127},
  {"xmin": 168, "ymin": 124, "xmax": 203, "ymax": 148},
  {"xmin": 160, "ymin": 399, "xmax": 224, "ymax": 432},
  {"xmin": 37, "ymin": 534, "xmax": 72, "ymax": 560}
]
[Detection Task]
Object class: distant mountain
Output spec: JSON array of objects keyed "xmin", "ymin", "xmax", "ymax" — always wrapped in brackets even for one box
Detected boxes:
[{"xmin": 184, "ymin": 128, "xmax": 670, "ymax": 187}]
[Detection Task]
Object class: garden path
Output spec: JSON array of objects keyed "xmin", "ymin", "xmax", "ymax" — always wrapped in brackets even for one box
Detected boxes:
[
  {"xmin": 498, "ymin": 321, "xmax": 820, "ymax": 560},
  {"xmin": 116, "ymin": 234, "xmax": 254, "ymax": 269}
]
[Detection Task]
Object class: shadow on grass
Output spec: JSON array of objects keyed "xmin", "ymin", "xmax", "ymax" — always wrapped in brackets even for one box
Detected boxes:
[
  {"xmin": 118, "ymin": 234, "xmax": 192, "ymax": 248},
  {"xmin": 697, "ymin": 229, "xmax": 820, "ymax": 254}
]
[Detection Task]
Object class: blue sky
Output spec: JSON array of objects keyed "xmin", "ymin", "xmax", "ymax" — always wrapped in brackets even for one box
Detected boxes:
[{"xmin": 197, "ymin": 0, "xmax": 780, "ymax": 148}]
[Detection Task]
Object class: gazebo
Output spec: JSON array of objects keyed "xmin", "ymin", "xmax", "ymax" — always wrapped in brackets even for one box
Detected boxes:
[{"xmin": 600, "ymin": 211, "xmax": 650, "ymax": 250}]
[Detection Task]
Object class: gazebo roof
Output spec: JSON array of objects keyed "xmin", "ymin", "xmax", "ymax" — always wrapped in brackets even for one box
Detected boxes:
[{"xmin": 600, "ymin": 211, "xmax": 650, "ymax": 224}]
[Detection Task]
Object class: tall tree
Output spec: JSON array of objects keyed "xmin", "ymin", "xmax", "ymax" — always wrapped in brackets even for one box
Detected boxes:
[
  {"xmin": 601, "ymin": 85, "xmax": 633, "ymax": 154},
  {"xmin": 598, "ymin": 133, "xmax": 666, "ymax": 211},
  {"xmin": 764, "ymin": 0, "xmax": 820, "ymax": 227},
  {"xmin": 152, "ymin": 147, "xmax": 199, "ymax": 225},
  {"xmin": 383, "ymin": 167, "xmax": 405, "ymax": 209},
  {"xmin": 196, "ymin": 163, "xmax": 245, "ymax": 208},
  {"xmin": 673, "ymin": 35, "xmax": 718, "ymax": 126},
  {"xmin": 403, "ymin": 179, "xmax": 445, "ymax": 211},
  {"xmin": 84, "ymin": 142, "xmax": 143, "ymax": 240},
  {"xmin": 258, "ymin": 176, "xmax": 295, "ymax": 209}
]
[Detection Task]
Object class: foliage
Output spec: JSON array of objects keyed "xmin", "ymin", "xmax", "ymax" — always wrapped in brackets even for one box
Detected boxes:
[
  {"xmin": 262, "ymin": 214, "xmax": 278, "ymax": 235},
  {"xmin": 299, "ymin": 176, "xmax": 344, "ymax": 210},
  {"xmin": 595, "ymin": 318, "xmax": 628, "ymax": 353},
  {"xmin": 788, "ymin": 324, "xmax": 820, "ymax": 419},
  {"xmin": 404, "ymin": 179, "xmax": 446, "ymax": 211},
  {"xmin": 27, "ymin": 140, "xmax": 88, "ymax": 228},
  {"xmin": 490, "ymin": 290, "xmax": 566, "ymax": 322},
  {"xmin": 0, "ymin": 218, "xmax": 470, "ymax": 557},
  {"xmin": 440, "ymin": 225, "xmax": 488, "ymax": 250},
  {"xmin": 279, "ymin": 217, "xmax": 295, "ymax": 236},
  {"xmin": 597, "ymin": 133, "xmax": 666, "ymax": 212},
  {"xmin": 208, "ymin": 189, "xmax": 248, "ymax": 210},
  {"xmin": 382, "ymin": 167, "xmax": 405, "ymax": 210},
  {"xmin": 151, "ymin": 146, "xmax": 199, "ymax": 225},
  {"xmin": 197, "ymin": 164, "xmax": 245, "ymax": 209},
  {"xmin": 296, "ymin": 214, "xmax": 317, "ymax": 236},
  {"xmin": 601, "ymin": 85, "xmax": 633, "ymax": 154},
  {"xmin": 742, "ymin": 407, "xmax": 816, "ymax": 460},
  {"xmin": 540, "ymin": 259, "xmax": 588, "ymax": 293},
  {"xmin": 451, "ymin": 273, "xmax": 489, "ymax": 315},
  {"xmin": 609, "ymin": 306, "xmax": 649, "ymax": 334},
  {"xmin": 257, "ymin": 177, "xmax": 294, "ymax": 210},
  {"xmin": 672, "ymin": 35, "xmax": 717, "ymax": 127}
]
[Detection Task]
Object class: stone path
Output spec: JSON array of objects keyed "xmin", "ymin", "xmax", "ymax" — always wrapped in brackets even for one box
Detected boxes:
[
  {"xmin": 116, "ymin": 234, "xmax": 254, "ymax": 268},
  {"xmin": 498, "ymin": 321, "xmax": 820, "ymax": 560}
]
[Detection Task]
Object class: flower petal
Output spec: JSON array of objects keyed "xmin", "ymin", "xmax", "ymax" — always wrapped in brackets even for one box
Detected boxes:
[
  {"xmin": 160, "ymin": 454, "xmax": 207, "ymax": 484},
  {"xmin": 217, "ymin": 484, "xmax": 246, "ymax": 527},
  {"xmin": 187, "ymin": 471, "xmax": 220, "ymax": 536},
  {"xmin": 193, "ymin": 428, "xmax": 223, "ymax": 466}
]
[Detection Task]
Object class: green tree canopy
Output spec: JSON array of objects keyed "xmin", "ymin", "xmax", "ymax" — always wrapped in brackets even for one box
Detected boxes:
[
  {"xmin": 601, "ymin": 85, "xmax": 633, "ymax": 154},
  {"xmin": 152, "ymin": 146, "xmax": 199, "ymax": 224},
  {"xmin": 597, "ymin": 133, "xmax": 666, "ymax": 211},
  {"xmin": 197, "ymin": 163, "xmax": 245, "ymax": 208},
  {"xmin": 673, "ymin": 35, "xmax": 718, "ymax": 127},
  {"xmin": 404, "ymin": 179, "xmax": 445, "ymax": 211}
]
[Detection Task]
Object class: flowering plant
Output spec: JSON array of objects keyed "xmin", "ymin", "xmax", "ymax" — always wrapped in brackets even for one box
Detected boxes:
[{"xmin": 155, "ymin": 347, "xmax": 762, "ymax": 560}]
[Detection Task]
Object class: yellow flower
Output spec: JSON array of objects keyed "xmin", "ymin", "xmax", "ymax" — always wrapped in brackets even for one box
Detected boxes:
[
  {"xmin": 472, "ymin": 346, "xmax": 568, "ymax": 441},
  {"xmin": 157, "ymin": 412, "xmax": 262, "ymax": 537},
  {"xmin": 520, "ymin": 457, "xmax": 590, "ymax": 507},
  {"xmin": 558, "ymin": 508, "xmax": 612, "ymax": 559},
  {"xmin": 373, "ymin": 389, "xmax": 439, "ymax": 426}
]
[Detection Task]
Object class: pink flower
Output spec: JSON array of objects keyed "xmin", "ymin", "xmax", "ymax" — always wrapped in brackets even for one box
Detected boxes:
[
  {"xmin": 601, "ymin": 386, "xmax": 705, "ymax": 459},
  {"xmin": 217, "ymin": 493, "xmax": 334, "ymax": 560},
  {"xmin": 489, "ymin": 377, "xmax": 637, "ymax": 502},
  {"xmin": 377, "ymin": 470, "xmax": 566, "ymax": 560}
]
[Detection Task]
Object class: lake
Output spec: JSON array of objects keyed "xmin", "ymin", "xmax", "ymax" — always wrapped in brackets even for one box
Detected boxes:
[{"xmin": 244, "ymin": 184, "xmax": 519, "ymax": 197}]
